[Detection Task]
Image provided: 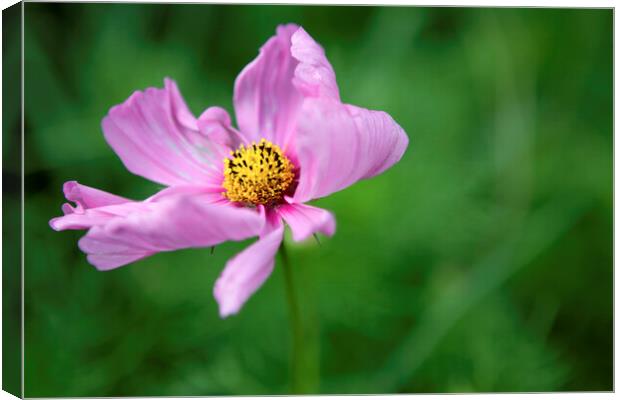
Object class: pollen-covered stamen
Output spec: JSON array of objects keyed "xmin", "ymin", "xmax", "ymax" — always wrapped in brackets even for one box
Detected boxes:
[{"xmin": 223, "ymin": 139, "xmax": 295, "ymax": 205}]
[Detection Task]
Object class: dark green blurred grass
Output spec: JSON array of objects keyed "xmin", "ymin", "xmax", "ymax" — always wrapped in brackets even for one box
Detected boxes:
[
  {"xmin": 16, "ymin": 4, "xmax": 612, "ymax": 396},
  {"xmin": 3, "ymin": 3, "xmax": 22, "ymax": 397}
]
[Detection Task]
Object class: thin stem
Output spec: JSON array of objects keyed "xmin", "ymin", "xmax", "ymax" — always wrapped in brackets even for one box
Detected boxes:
[{"xmin": 279, "ymin": 241, "xmax": 304, "ymax": 394}]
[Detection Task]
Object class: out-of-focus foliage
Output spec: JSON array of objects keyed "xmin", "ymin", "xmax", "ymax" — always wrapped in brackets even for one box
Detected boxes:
[
  {"xmin": 3, "ymin": 3, "xmax": 22, "ymax": 397},
  {"xmin": 20, "ymin": 4, "xmax": 611, "ymax": 396}
]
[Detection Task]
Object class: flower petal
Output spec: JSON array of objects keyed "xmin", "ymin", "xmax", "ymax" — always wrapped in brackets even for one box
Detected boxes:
[
  {"xmin": 50, "ymin": 202, "xmax": 147, "ymax": 231},
  {"xmin": 213, "ymin": 211, "xmax": 284, "ymax": 318},
  {"xmin": 277, "ymin": 202, "xmax": 336, "ymax": 242},
  {"xmin": 146, "ymin": 184, "xmax": 226, "ymax": 203},
  {"xmin": 59, "ymin": 180, "xmax": 129, "ymax": 213},
  {"xmin": 197, "ymin": 106, "xmax": 246, "ymax": 149},
  {"xmin": 102, "ymin": 78, "xmax": 222, "ymax": 186},
  {"xmin": 50, "ymin": 183, "xmax": 225, "ymax": 231},
  {"xmin": 293, "ymin": 98, "xmax": 409, "ymax": 203},
  {"xmin": 290, "ymin": 27, "xmax": 340, "ymax": 100},
  {"xmin": 78, "ymin": 196, "xmax": 264, "ymax": 271},
  {"xmin": 196, "ymin": 106, "xmax": 247, "ymax": 180},
  {"xmin": 233, "ymin": 24, "xmax": 302, "ymax": 150},
  {"xmin": 49, "ymin": 181, "xmax": 138, "ymax": 231},
  {"xmin": 234, "ymin": 25, "xmax": 340, "ymax": 148}
]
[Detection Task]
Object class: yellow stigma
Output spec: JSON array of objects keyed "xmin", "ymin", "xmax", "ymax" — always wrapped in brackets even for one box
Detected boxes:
[{"xmin": 223, "ymin": 139, "xmax": 295, "ymax": 206}]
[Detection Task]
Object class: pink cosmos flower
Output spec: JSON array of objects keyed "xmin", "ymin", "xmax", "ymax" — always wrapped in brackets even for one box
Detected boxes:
[{"xmin": 50, "ymin": 24, "xmax": 408, "ymax": 317}]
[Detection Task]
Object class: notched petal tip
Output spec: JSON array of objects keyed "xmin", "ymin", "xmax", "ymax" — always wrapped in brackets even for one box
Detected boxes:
[
  {"xmin": 61, "ymin": 203, "xmax": 74, "ymax": 215},
  {"xmin": 276, "ymin": 22, "xmax": 301, "ymax": 39},
  {"xmin": 289, "ymin": 26, "xmax": 340, "ymax": 101},
  {"xmin": 290, "ymin": 25, "xmax": 310, "ymax": 43},
  {"xmin": 49, "ymin": 217, "xmax": 62, "ymax": 231},
  {"xmin": 62, "ymin": 180, "xmax": 79, "ymax": 199},
  {"xmin": 163, "ymin": 76, "xmax": 176, "ymax": 87}
]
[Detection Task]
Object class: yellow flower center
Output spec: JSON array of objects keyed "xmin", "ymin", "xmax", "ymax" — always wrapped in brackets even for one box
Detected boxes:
[{"xmin": 222, "ymin": 139, "xmax": 295, "ymax": 206}]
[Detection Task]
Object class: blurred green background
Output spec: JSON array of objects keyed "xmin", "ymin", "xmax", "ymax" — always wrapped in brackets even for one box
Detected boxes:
[{"xmin": 12, "ymin": 3, "xmax": 612, "ymax": 396}]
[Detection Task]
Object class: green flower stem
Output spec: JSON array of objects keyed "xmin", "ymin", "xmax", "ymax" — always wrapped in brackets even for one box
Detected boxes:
[{"xmin": 279, "ymin": 241, "xmax": 305, "ymax": 394}]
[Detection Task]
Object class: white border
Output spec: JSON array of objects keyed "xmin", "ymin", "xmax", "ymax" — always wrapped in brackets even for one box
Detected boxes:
[{"xmin": 0, "ymin": 1, "xmax": 616, "ymax": 399}]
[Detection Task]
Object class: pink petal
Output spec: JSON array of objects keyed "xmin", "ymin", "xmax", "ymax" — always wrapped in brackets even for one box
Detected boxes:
[
  {"xmin": 277, "ymin": 202, "xmax": 336, "ymax": 242},
  {"xmin": 50, "ymin": 202, "xmax": 149, "ymax": 231},
  {"xmin": 49, "ymin": 181, "xmax": 137, "ymax": 231},
  {"xmin": 290, "ymin": 27, "xmax": 340, "ymax": 100},
  {"xmin": 60, "ymin": 180, "xmax": 129, "ymax": 213},
  {"xmin": 233, "ymin": 24, "xmax": 302, "ymax": 151},
  {"xmin": 146, "ymin": 184, "xmax": 225, "ymax": 203},
  {"xmin": 102, "ymin": 78, "xmax": 223, "ymax": 186},
  {"xmin": 293, "ymin": 98, "xmax": 409, "ymax": 203},
  {"xmin": 78, "ymin": 196, "xmax": 264, "ymax": 271},
  {"xmin": 196, "ymin": 106, "xmax": 247, "ymax": 177},
  {"xmin": 213, "ymin": 211, "xmax": 284, "ymax": 318},
  {"xmin": 50, "ymin": 183, "xmax": 224, "ymax": 231},
  {"xmin": 233, "ymin": 25, "xmax": 339, "ymax": 150}
]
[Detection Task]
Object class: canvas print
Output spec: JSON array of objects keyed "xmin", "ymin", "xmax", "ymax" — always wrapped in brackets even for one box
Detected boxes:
[{"xmin": 2, "ymin": 3, "xmax": 613, "ymax": 397}]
